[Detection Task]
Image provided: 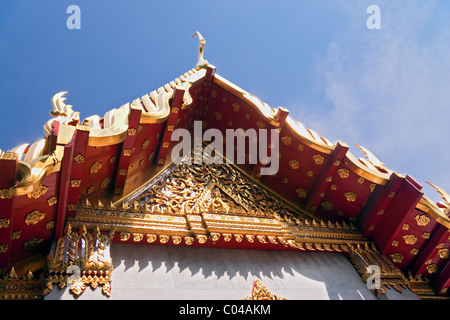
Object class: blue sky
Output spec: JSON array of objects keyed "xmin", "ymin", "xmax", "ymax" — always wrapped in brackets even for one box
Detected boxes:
[{"xmin": 0, "ymin": 0, "xmax": 449, "ymax": 203}]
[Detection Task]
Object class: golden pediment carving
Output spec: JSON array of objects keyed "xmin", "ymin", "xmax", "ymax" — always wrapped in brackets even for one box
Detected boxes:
[{"xmin": 127, "ymin": 156, "xmax": 303, "ymax": 221}]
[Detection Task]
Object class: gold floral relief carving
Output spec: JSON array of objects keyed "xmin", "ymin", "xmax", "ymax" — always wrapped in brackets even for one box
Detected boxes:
[
  {"xmin": 0, "ymin": 189, "xmax": 11, "ymax": 199},
  {"xmin": 127, "ymin": 128, "xmax": 136, "ymax": 136},
  {"xmin": 184, "ymin": 236, "xmax": 194, "ymax": 245},
  {"xmin": 402, "ymin": 234, "xmax": 418, "ymax": 245},
  {"xmin": 196, "ymin": 235, "xmax": 207, "ymax": 244},
  {"xmin": 47, "ymin": 196, "xmax": 58, "ymax": 206},
  {"xmin": 312, "ymin": 154, "xmax": 324, "ymax": 165},
  {"xmin": 120, "ymin": 232, "xmax": 130, "ymax": 241},
  {"xmin": 337, "ymin": 168, "xmax": 350, "ymax": 179},
  {"xmin": 289, "ymin": 160, "xmax": 299, "ymax": 170},
  {"xmin": 11, "ymin": 230, "xmax": 20, "ymax": 240},
  {"xmin": 142, "ymin": 139, "xmax": 150, "ymax": 150},
  {"xmin": 438, "ymin": 248, "xmax": 450, "ymax": 259},
  {"xmin": 100, "ymin": 177, "xmax": 111, "ymax": 189},
  {"xmin": 296, "ymin": 188, "xmax": 307, "ymax": 198},
  {"xmin": 73, "ymin": 153, "xmax": 85, "ymax": 163},
  {"xmin": 320, "ymin": 201, "xmax": 333, "ymax": 211},
  {"xmin": 70, "ymin": 179, "xmax": 81, "ymax": 188},
  {"xmin": 159, "ymin": 235, "xmax": 169, "ymax": 243},
  {"xmin": 27, "ymin": 185, "xmax": 49, "ymax": 199},
  {"xmin": 343, "ymin": 192, "xmax": 357, "ymax": 202},
  {"xmin": 90, "ymin": 161, "xmax": 103, "ymax": 174},
  {"xmin": 0, "ymin": 244, "xmax": 8, "ymax": 253},
  {"xmin": 390, "ymin": 253, "xmax": 404, "ymax": 264},
  {"xmin": 146, "ymin": 234, "xmax": 157, "ymax": 243},
  {"xmin": 172, "ymin": 236, "xmax": 182, "ymax": 244},
  {"xmin": 25, "ymin": 210, "xmax": 46, "ymax": 225},
  {"xmin": 426, "ymin": 264, "xmax": 439, "ymax": 274},
  {"xmin": 0, "ymin": 218, "xmax": 10, "ymax": 228},
  {"xmin": 87, "ymin": 186, "xmax": 95, "ymax": 194},
  {"xmin": 214, "ymin": 112, "xmax": 222, "ymax": 120},
  {"xmin": 46, "ymin": 221, "xmax": 55, "ymax": 229},
  {"xmin": 281, "ymin": 135, "xmax": 292, "ymax": 146},
  {"xmin": 414, "ymin": 214, "xmax": 430, "ymax": 226}
]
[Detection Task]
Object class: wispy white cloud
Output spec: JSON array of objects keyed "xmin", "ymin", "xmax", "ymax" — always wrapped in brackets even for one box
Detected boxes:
[{"xmin": 291, "ymin": 1, "xmax": 450, "ymax": 203}]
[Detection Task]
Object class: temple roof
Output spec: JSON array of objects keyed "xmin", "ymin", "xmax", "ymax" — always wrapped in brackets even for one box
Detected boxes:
[{"xmin": 0, "ymin": 55, "xmax": 449, "ymax": 298}]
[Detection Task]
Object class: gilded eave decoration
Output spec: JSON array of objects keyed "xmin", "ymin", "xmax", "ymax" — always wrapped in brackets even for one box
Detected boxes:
[
  {"xmin": 68, "ymin": 151, "xmax": 370, "ymax": 254},
  {"xmin": 243, "ymin": 280, "xmax": 286, "ymax": 300},
  {"xmin": 45, "ymin": 224, "xmax": 115, "ymax": 298}
]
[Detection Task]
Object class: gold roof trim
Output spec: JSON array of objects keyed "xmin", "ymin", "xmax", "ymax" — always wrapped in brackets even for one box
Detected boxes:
[
  {"xmin": 212, "ymin": 74, "xmax": 279, "ymax": 126},
  {"xmin": 416, "ymin": 197, "xmax": 450, "ymax": 229},
  {"xmin": 285, "ymin": 117, "xmax": 335, "ymax": 154},
  {"xmin": 212, "ymin": 73, "xmax": 391, "ymax": 185}
]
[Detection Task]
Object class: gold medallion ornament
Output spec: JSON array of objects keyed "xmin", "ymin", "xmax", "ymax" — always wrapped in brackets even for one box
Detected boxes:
[
  {"xmin": 414, "ymin": 214, "xmax": 430, "ymax": 226},
  {"xmin": 296, "ymin": 188, "xmax": 307, "ymax": 198},
  {"xmin": 402, "ymin": 234, "xmax": 418, "ymax": 245},
  {"xmin": 321, "ymin": 201, "xmax": 333, "ymax": 211},
  {"xmin": 142, "ymin": 139, "xmax": 150, "ymax": 150},
  {"xmin": 100, "ymin": 177, "xmax": 111, "ymax": 189},
  {"xmin": 0, "ymin": 218, "xmax": 10, "ymax": 228},
  {"xmin": 89, "ymin": 161, "xmax": 103, "ymax": 174},
  {"xmin": 0, "ymin": 188, "xmax": 11, "ymax": 199},
  {"xmin": 70, "ymin": 179, "xmax": 81, "ymax": 188},
  {"xmin": 146, "ymin": 234, "xmax": 157, "ymax": 243},
  {"xmin": 289, "ymin": 160, "xmax": 299, "ymax": 169},
  {"xmin": 0, "ymin": 244, "xmax": 8, "ymax": 253},
  {"xmin": 438, "ymin": 248, "xmax": 450, "ymax": 259},
  {"xmin": 73, "ymin": 153, "xmax": 85, "ymax": 163},
  {"xmin": 25, "ymin": 210, "xmax": 46, "ymax": 226},
  {"xmin": 426, "ymin": 264, "xmax": 439, "ymax": 274},
  {"xmin": 281, "ymin": 135, "xmax": 292, "ymax": 145},
  {"xmin": 390, "ymin": 253, "xmax": 404, "ymax": 264},
  {"xmin": 312, "ymin": 154, "xmax": 324, "ymax": 165},
  {"xmin": 337, "ymin": 168, "xmax": 350, "ymax": 179},
  {"xmin": 343, "ymin": 192, "xmax": 357, "ymax": 202},
  {"xmin": 47, "ymin": 196, "xmax": 58, "ymax": 206}
]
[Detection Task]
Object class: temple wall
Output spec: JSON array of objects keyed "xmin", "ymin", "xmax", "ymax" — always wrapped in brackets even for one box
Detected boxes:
[{"xmin": 44, "ymin": 244, "xmax": 419, "ymax": 300}]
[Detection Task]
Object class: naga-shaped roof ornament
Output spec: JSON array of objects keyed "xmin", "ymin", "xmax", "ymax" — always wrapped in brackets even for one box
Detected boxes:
[
  {"xmin": 192, "ymin": 31, "xmax": 208, "ymax": 69},
  {"xmin": 43, "ymin": 91, "xmax": 80, "ymax": 135}
]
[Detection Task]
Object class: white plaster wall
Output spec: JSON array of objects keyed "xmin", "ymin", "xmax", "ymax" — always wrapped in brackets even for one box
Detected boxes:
[{"xmin": 45, "ymin": 244, "xmax": 419, "ymax": 300}]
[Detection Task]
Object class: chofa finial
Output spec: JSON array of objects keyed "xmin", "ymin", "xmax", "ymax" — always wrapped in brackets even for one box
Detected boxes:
[{"xmin": 192, "ymin": 31, "xmax": 208, "ymax": 69}]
